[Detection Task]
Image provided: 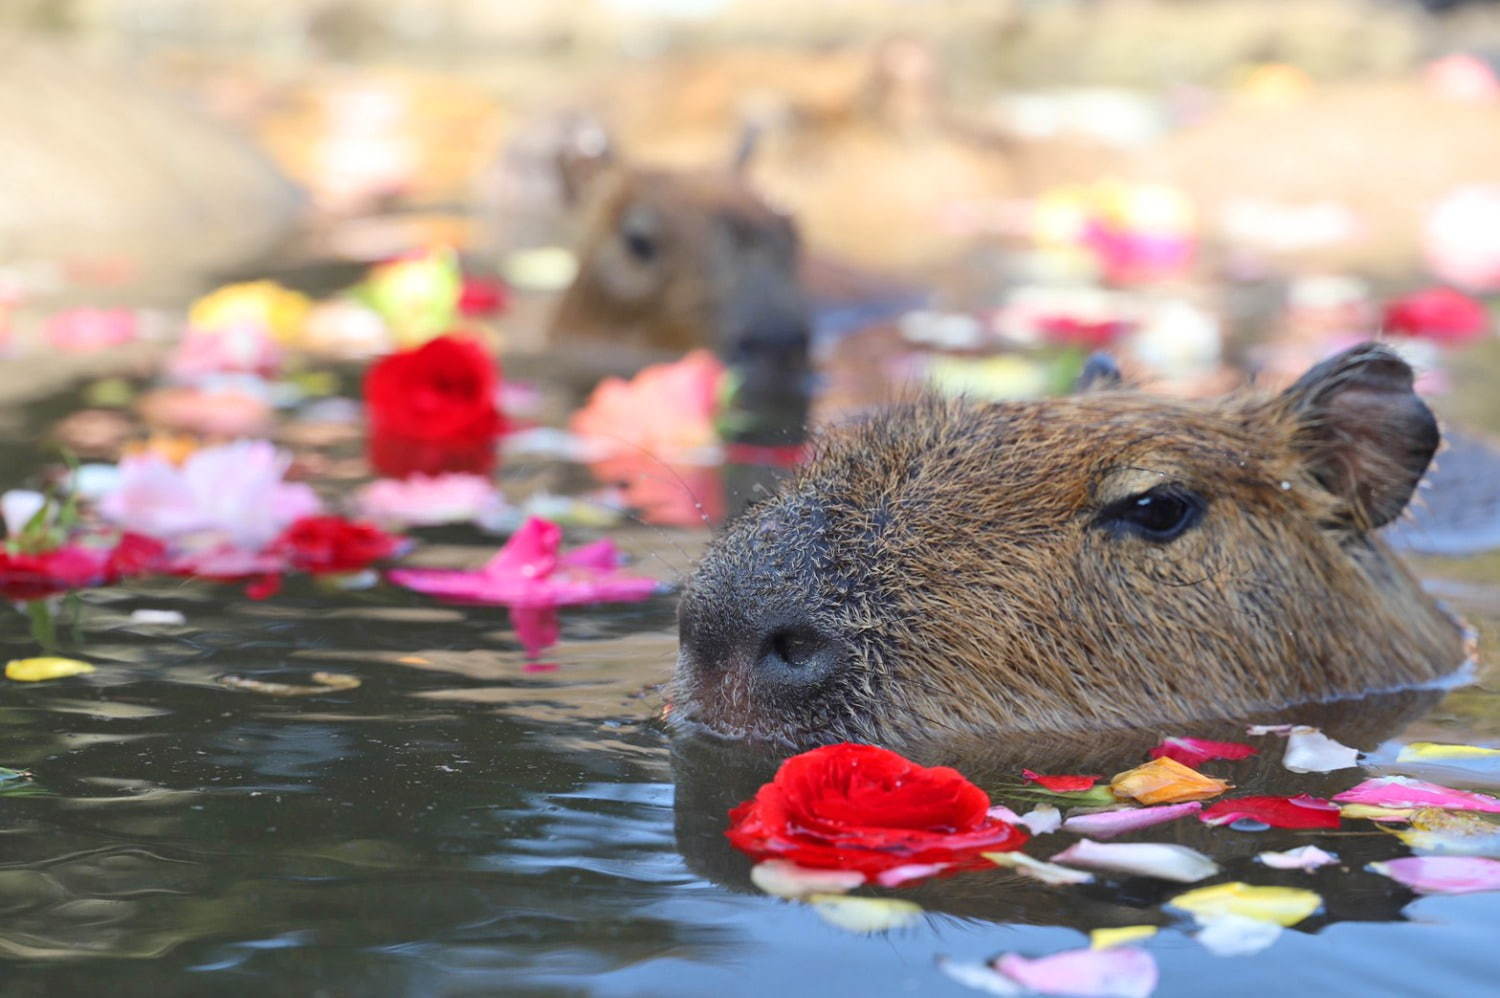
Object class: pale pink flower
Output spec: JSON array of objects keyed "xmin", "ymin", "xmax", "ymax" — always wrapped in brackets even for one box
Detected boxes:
[
  {"xmin": 353, "ymin": 473, "xmax": 504, "ymax": 527},
  {"xmin": 167, "ymin": 322, "xmax": 284, "ymax": 379},
  {"xmin": 99, "ymin": 439, "xmax": 321, "ymax": 550}
]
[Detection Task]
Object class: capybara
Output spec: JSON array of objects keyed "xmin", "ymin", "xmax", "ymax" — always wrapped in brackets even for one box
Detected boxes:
[{"xmin": 673, "ymin": 343, "xmax": 1467, "ymax": 745}]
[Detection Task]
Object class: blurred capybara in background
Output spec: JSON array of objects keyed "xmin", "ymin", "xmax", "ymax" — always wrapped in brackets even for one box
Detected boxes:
[{"xmin": 674, "ymin": 343, "xmax": 1467, "ymax": 745}]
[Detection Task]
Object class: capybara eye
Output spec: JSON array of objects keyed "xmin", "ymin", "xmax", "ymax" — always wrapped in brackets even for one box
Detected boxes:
[
  {"xmin": 619, "ymin": 216, "xmax": 658, "ymax": 262},
  {"xmin": 1097, "ymin": 485, "xmax": 1205, "ymax": 542}
]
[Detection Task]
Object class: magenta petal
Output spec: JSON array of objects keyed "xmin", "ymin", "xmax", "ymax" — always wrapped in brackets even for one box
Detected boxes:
[
  {"xmin": 995, "ymin": 947, "xmax": 1158, "ymax": 998},
  {"xmin": 1370, "ymin": 856, "xmax": 1500, "ymax": 894},
  {"xmin": 1333, "ymin": 777, "xmax": 1500, "ymax": 814},
  {"xmin": 559, "ymin": 538, "xmax": 624, "ymax": 571},
  {"xmin": 1063, "ymin": 802, "xmax": 1202, "ymax": 839},
  {"xmin": 483, "ymin": 517, "xmax": 561, "ymax": 580}
]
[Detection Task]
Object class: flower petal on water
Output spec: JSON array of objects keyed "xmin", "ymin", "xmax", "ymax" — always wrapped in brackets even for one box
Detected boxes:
[
  {"xmin": 1282, "ymin": 726, "xmax": 1360, "ymax": 773},
  {"xmin": 5, "ymin": 657, "xmax": 95, "ymax": 682},
  {"xmin": 1024, "ymin": 769, "xmax": 1102, "ymax": 793},
  {"xmin": 1333, "ymin": 776, "xmax": 1500, "ymax": 814},
  {"xmin": 984, "ymin": 850, "xmax": 1095, "ymax": 885},
  {"xmin": 1200, "ymin": 794, "xmax": 1341, "ymax": 829},
  {"xmin": 993, "ymin": 946, "xmax": 1159, "ymax": 998},
  {"xmin": 936, "ymin": 957, "xmax": 1023, "ymax": 996},
  {"xmin": 750, "ymin": 860, "xmax": 865, "ymax": 899},
  {"xmin": 807, "ymin": 895, "xmax": 922, "ymax": 933},
  {"xmin": 1368, "ymin": 856, "xmax": 1500, "ymax": 894},
  {"xmin": 1063, "ymin": 802, "xmax": 1203, "ymax": 839},
  {"xmin": 1391, "ymin": 808, "xmax": 1500, "ymax": 856},
  {"xmin": 1340, "ymin": 803, "xmax": 1414, "ymax": 823},
  {"xmin": 1149, "ymin": 737, "xmax": 1258, "ymax": 767},
  {"xmin": 1194, "ymin": 914, "xmax": 1284, "ymax": 956},
  {"xmin": 1110, "ymin": 757, "xmax": 1231, "ymax": 805},
  {"xmin": 1020, "ymin": 805, "xmax": 1063, "ymax": 835},
  {"xmin": 875, "ymin": 863, "xmax": 955, "ymax": 887},
  {"xmin": 1257, "ymin": 845, "xmax": 1339, "ymax": 871},
  {"xmin": 1397, "ymin": 742, "xmax": 1500, "ymax": 763},
  {"xmin": 1050, "ymin": 840, "xmax": 1219, "ymax": 882},
  {"xmin": 1090, "ymin": 926, "xmax": 1158, "ymax": 950},
  {"xmin": 1168, "ymin": 882, "xmax": 1321, "ymax": 927},
  {"xmin": 1246, "ymin": 724, "xmax": 1294, "ymax": 735}
]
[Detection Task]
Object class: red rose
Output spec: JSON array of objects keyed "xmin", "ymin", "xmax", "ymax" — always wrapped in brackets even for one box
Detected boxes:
[
  {"xmin": 726, "ymin": 743, "xmax": 1028, "ymax": 878},
  {"xmin": 271, "ymin": 516, "xmax": 404, "ymax": 574},
  {"xmin": 105, "ymin": 533, "xmax": 168, "ymax": 577},
  {"xmin": 1382, "ymin": 287, "xmax": 1489, "ymax": 346},
  {"xmin": 364, "ymin": 335, "xmax": 503, "ymax": 478}
]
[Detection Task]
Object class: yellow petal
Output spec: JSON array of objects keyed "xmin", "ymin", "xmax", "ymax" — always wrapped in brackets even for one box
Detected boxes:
[
  {"xmin": 1340, "ymin": 803, "xmax": 1414, "ymax": 823},
  {"xmin": 1110, "ymin": 756, "xmax": 1231, "ymax": 805},
  {"xmin": 1398, "ymin": 742, "xmax": 1500, "ymax": 762},
  {"xmin": 1091, "ymin": 925, "xmax": 1159, "ymax": 949},
  {"xmin": 807, "ymin": 895, "xmax": 923, "ymax": 934},
  {"xmin": 1391, "ymin": 808, "xmax": 1500, "ymax": 854},
  {"xmin": 5, "ymin": 657, "xmax": 95, "ymax": 682},
  {"xmin": 1169, "ymin": 882, "xmax": 1321, "ymax": 927},
  {"xmin": 985, "ymin": 850, "xmax": 1094, "ymax": 885},
  {"xmin": 750, "ymin": 861, "xmax": 865, "ymax": 899}
]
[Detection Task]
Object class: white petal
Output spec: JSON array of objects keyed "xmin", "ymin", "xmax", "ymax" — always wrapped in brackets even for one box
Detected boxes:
[
  {"xmin": 1051, "ymin": 839, "xmax": 1219, "ymax": 883},
  {"xmin": 1021, "ymin": 805, "xmax": 1063, "ymax": 835},
  {"xmin": 749, "ymin": 860, "xmax": 864, "ymax": 899},
  {"xmin": 1283, "ymin": 726, "xmax": 1360, "ymax": 773},
  {"xmin": 1256, "ymin": 845, "xmax": 1339, "ymax": 871},
  {"xmin": 936, "ymin": 957, "xmax": 1023, "ymax": 996},
  {"xmin": 986, "ymin": 850, "xmax": 1095, "ymax": 885}
]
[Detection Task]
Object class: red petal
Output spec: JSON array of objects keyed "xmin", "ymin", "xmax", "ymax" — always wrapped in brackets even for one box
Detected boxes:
[
  {"xmin": 1149, "ymin": 736, "xmax": 1259, "ymax": 767},
  {"xmin": 1200, "ymin": 794, "xmax": 1340, "ymax": 829},
  {"xmin": 1022, "ymin": 769, "xmax": 1102, "ymax": 793}
]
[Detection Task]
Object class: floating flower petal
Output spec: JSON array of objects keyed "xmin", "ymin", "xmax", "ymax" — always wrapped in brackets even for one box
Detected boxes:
[
  {"xmin": 1050, "ymin": 840, "xmax": 1219, "ymax": 883},
  {"xmin": 994, "ymin": 946, "xmax": 1159, "ymax": 998},
  {"xmin": 1333, "ymin": 776, "xmax": 1500, "ymax": 814},
  {"xmin": 1110, "ymin": 757, "xmax": 1231, "ymax": 805},
  {"xmin": 6, "ymin": 657, "xmax": 95, "ymax": 681},
  {"xmin": 1257, "ymin": 845, "xmax": 1339, "ymax": 871},
  {"xmin": 1200, "ymin": 795, "xmax": 1341, "ymax": 830},
  {"xmin": 1063, "ymin": 802, "xmax": 1203, "ymax": 839},
  {"xmin": 1020, "ymin": 805, "xmax": 1063, "ymax": 835},
  {"xmin": 1391, "ymin": 808, "xmax": 1500, "ymax": 855},
  {"xmin": 749, "ymin": 860, "xmax": 865, "ymax": 899},
  {"xmin": 1149, "ymin": 737, "xmax": 1258, "ymax": 767},
  {"xmin": 1282, "ymin": 726, "xmax": 1360, "ymax": 773},
  {"xmin": 1168, "ymin": 882, "xmax": 1321, "ymax": 927},
  {"xmin": 984, "ymin": 850, "xmax": 1094, "ymax": 885},
  {"xmin": 1090, "ymin": 926, "xmax": 1158, "ymax": 950},
  {"xmin": 936, "ymin": 957, "xmax": 1022, "ymax": 996},
  {"xmin": 1024, "ymin": 770, "xmax": 1102, "ymax": 793},
  {"xmin": 1397, "ymin": 742, "xmax": 1500, "ymax": 763},
  {"xmin": 807, "ymin": 894, "xmax": 922, "ymax": 934},
  {"xmin": 1368, "ymin": 856, "xmax": 1500, "ymax": 894}
]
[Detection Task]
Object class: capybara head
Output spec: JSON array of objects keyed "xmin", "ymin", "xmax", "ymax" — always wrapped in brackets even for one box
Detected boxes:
[
  {"xmin": 548, "ymin": 125, "xmax": 810, "ymax": 394},
  {"xmin": 673, "ymin": 343, "xmax": 1468, "ymax": 746}
]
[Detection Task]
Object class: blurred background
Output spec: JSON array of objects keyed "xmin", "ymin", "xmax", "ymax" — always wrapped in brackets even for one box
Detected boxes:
[{"xmin": 5, "ymin": 0, "xmax": 1500, "ymax": 427}]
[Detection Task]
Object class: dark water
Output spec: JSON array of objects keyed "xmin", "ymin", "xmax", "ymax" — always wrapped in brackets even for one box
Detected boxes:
[{"xmin": 1, "ymin": 379, "xmax": 1498, "ymax": 998}]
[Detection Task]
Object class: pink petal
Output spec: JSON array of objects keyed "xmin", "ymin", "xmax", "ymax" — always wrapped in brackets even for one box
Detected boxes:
[
  {"xmin": 1369, "ymin": 856, "xmax": 1500, "ymax": 894},
  {"xmin": 559, "ymin": 538, "xmax": 624, "ymax": 571},
  {"xmin": 483, "ymin": 517, "xmax": 560, "ymax": 580},
  {"xmin": 1333, "ymin": 777, "xmax": 1500, "ymax": 814},
  {"xmin": 509, "ymin": 606, "xmax": 560, "ymax": 659},
  {"xmin": 1149, "ymin": 737, "xmax": 1258, "ymax": 767},
  {"xmin": 874, "ymin": 862, "xmax": 955, "ymax": 887},
  {"xmin": 987, "ymin": 804, "xmax": 1023, "ymax": 823},
  {"xmin": 1257, "ymin": 845, "xmax": 1339, "ymax": 871},
  {"xmin": 1063, "ymin": 802, "xmax": 1203, "ymax": 839},
  {"xmin": 994, "ymin": 947, "xmax": 1158, "ymax": 998}
]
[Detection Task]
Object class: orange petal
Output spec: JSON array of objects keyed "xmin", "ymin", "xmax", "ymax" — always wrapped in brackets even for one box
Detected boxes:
[{"xmin": 1110, "ymin": 756, "xmax": 1231, "ymax": 805}]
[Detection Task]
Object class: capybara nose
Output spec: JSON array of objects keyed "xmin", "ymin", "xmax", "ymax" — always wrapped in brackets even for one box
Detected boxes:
[{"xmin": 752, "ymin": 623, "xmax": 840, "ymax": 690}]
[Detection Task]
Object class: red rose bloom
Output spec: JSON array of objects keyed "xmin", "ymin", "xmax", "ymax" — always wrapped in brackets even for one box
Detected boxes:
[
  {"xmin": 726, "ymin": 743, "xmax": 1028, "ymax": 878},
  {"xmin": 272, "ymin": 516, "xmax": 404, "ymax": 574},
  {"xmin": 364, "ymin": 335, "xmax": 503, "ymax": 478},
  {"xmin": 1382, "ymin": 287, "xmax": 1489, "ymax": 346}
]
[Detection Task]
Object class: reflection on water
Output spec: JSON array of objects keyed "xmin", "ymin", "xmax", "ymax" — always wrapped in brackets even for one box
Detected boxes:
[{"xmin": 0, "ymin": 378, "xmax": 1497, "ymax": 997}]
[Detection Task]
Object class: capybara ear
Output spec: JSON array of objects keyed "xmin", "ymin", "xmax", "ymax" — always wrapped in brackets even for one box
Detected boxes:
[
  {"xmin": 1276, "ymin": 342, "xmax": 1439, "ymax": 529},
  {"xmin": 555, "ymin": 114, "xmax": 616, "ymax": 205},
  {"xmin": 1074, "ymin": 352, "xmax": 1122, "ymax": 393}
]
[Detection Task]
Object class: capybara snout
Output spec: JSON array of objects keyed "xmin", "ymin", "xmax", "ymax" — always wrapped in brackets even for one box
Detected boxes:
[{"xmin": 673, "ymin": 343, "xmax": 1466, "ymax": 746}]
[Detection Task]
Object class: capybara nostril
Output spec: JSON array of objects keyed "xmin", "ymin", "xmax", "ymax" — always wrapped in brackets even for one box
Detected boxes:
[{"xmin": 755, "ymin": 625, "xmax": 839, "ymax": 689}]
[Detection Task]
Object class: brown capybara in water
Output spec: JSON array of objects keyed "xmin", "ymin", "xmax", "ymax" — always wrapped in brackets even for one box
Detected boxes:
[{"xmin": 672, "ymin": 343, "xmax": 1468, "ymax": 746}]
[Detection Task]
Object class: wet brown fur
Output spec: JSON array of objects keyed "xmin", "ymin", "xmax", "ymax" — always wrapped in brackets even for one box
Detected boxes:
[
  {"xmin": 674, "ymin": 345, "xmax": 1466, "ymax": 746},
  {"xmin": 547, "ymin": 163, "xmax": 801, "ymax": 358}
]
